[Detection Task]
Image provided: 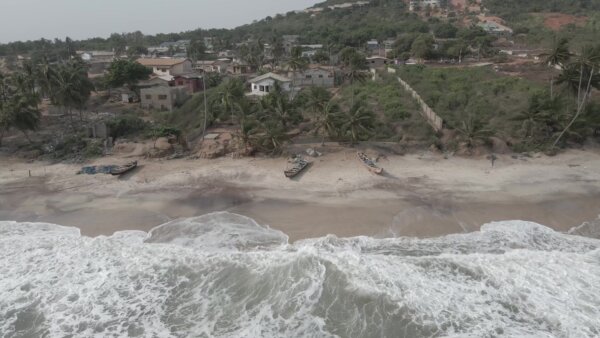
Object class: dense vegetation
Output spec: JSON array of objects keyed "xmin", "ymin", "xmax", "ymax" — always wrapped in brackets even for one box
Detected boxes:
[
  {"xmin": 485, "ymin": 0, "xmax": 600, "ymax": 18},
  {"xmin": 397, "ymin": 41, "xmax": 600, "ymax": 152}
]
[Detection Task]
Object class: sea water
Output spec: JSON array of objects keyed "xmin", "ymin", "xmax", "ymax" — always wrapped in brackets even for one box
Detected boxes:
[{"xmin": 1, "ymin": 212, "xmax": 599, "ymax": 338}]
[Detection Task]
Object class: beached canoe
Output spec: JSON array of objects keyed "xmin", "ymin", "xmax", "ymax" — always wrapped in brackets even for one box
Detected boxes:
[
  {"xmin": 284, "ymin": 158, "xmax": 310, "ymax": 178},
  {"xmin": 357, "ymin": 152, "xmax": 383, "ymax": 175},
  {"xmin": 110, "ymin": 161, "xmax": 138, "ymax": 176}
]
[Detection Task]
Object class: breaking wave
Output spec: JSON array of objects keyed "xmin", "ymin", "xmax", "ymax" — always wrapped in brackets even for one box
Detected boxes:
[{"xmin": 1, "ymin": 212, "xmax": 600, "ymax": 337}]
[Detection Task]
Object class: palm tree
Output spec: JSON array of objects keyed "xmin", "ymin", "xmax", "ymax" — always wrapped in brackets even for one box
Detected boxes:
[
  {"xmin": 303, "ymin": 86, "xmax": 332, "ymax": 116},
  {"xmin": 10, "ymin": 91, "xmax": 41, "ymax": 143},
  {"xmin": 50, "ymin": 60, "xmax": 94, "ymax": 122},
  {"xmin": 339, "ymin": 103, "xmax": 375, "ymax": 145},
  {"xmin": 260, "ymin": 84, "xmax": 299, "ymax": 129},
  {"xmin": 313, "ymin": 100, "xmax": 341, "ymax": 145},
  {"xmin": 0, "ymin": 74, "xmax": 41, "ymax": 144},
  {"xmin": 512, "ymin": 93, "xmax": 562, "ymax": 139},
  {"xmin": 0, "ymin": 73, "xmax": 11, "ymax": 146},
  {"xmin": 553, "ymin": 45, "xmax": 600, "ymax": 147},
  {"xmin": 35, "ymin": 57, "xmax": 55, "ymax": 99},
  {"xmin": 455, "ymin": 115, "xmax": 493, "ymax": 149},
  {"xmin": 541, "ymin": 37, "xmax": 572, "ymax": 99},
  {"xmin": 343, "ymin": 53, "xmax": 368, "ymax": 105},
  {"xmin": 233, "ymin": 98, "xmax": 258, "ymax": 153},
  {"xmin": 287, "ymin": 47, "xmax": 308, "ymax": 97},
  {"xmin": 218, "ymin": 78, "xmax": 244, "ymax": 123},
  {"xmin": 254, "ymin": 119, "xmax": 288, "ymax": 155}
]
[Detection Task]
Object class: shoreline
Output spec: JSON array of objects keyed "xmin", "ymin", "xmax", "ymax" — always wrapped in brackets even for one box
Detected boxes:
[{"xmin": 1, "ymin": 148, "xmax": 600, "ymax": 242}]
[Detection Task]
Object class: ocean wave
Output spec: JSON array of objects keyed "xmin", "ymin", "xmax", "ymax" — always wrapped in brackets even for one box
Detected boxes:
[{"xmin": 1, "ymin": 213, "xmax": 599, "ymax": 337}]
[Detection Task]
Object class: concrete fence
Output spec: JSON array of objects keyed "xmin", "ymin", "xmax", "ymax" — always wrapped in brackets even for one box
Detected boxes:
[{"xmin": 395, "ymin": 73, "xmax": 444, "ymax": 133}]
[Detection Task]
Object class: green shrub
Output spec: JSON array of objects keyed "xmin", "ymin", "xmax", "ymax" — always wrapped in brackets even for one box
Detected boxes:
[{"xmin": 106, "ymin": 114, "xmax": 147, "ymax": 139}]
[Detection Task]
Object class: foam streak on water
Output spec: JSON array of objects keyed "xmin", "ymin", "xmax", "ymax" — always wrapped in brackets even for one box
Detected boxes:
[{"xmin": 1, "ymin": 212, "xmax": 599, "ymax": 337}]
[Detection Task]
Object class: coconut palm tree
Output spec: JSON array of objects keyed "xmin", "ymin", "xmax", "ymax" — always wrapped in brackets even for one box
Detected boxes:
[
  {"xmin": 9, "ymin": 91, "xmax": 41, "ymax": 143},
  {"xmin": 287, "ymin": 47, "xmax": 308, "ymax": 97},
  {"xmin": 553, "ymin": 45, "xmax": 600, "ymax": 147},
  {"xmin": 253, "ymin": 118, "xmax": 288, "ymax": 155},
  {"xmin": 455, "ymin": 115, "xmax": 493, "ymax": 149},
  {"xmin": 541, "ymin": 37, "xmax": 572, "ymax": 99},
  {"xmin": 260, "ymin": 83, "xmax": 300, "ymax": 129},
  {"xmin": 313, "ymin": 99, "xmax": 341, "ymax": 145},
  {"xmin": 303, "ymin": 86, "xmax": 331, "ymax": 116},
  {"xmin": 218, "ymin": 78, "xmax": 245, "ymax": 123},
  {"xmin": 512, "ymin": 93, "xmax": 563, "ymax": 139},
  {"xmin": 233, "ymin": 98, "xmax": 258, "ymax": 153},
  {"xmin": 50, "ymin": 60, "xmax": 94, "ymax": 122},
  {"xmin": 343, "ymin": 53, "xmax": 369, "ymax": 105},
  {"xmin": 339, "ymin": 103, "xmax": 375, "ymax": 145}
]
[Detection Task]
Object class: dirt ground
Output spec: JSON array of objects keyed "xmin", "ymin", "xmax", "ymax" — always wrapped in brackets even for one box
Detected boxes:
[{"xmin": 533, "ymin": 13, "xmax": 588, "ymax": 31}]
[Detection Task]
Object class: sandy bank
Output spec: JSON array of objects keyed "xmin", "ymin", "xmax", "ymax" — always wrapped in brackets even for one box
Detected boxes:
[{"xmin": 1, "ymin": 148, "xmax": 599, "ymax": 241}]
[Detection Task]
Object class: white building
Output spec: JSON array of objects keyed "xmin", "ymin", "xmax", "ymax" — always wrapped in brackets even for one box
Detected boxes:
[{"xmin": 248, "ymin": 73, "xmax": 292, "ymax": 97}]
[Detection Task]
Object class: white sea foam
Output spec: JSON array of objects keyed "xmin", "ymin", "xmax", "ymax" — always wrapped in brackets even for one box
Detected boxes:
[{"xmin": 1, "ymin": 213, "xmax": 599, "ymax": 337}]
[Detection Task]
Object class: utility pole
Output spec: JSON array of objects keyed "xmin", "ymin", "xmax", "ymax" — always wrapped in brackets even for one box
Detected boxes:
[{"xmin": 202, "ymin": 73, "xmax": 208, "ymax": 141}]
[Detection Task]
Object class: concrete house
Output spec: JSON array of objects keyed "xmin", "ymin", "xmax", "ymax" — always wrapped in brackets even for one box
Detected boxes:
[
  {"xmin": 228, "ymin": 61, "xmax": 256, "ymax": 75},
  {"xmin": 290, "ymin": 66, "xmax": 335, "ymax": 88},
  {"xmin": 366, "ymin": 56, "xmax": 391, "ymax": 69},
  {"xmin": 172, "ymin": 74, "xmax": 204, "ymax": 93},
  {"xmin": 248, "ymin": 73, "xmax": 292, "ymax": 97},
  {"xmin": 140, "ymin": 86, "xmax": 189, "ymax": 111},
  {"xmin": 77, "ymin": 51, "xmax": 115, "ymax": 74},
  {"xmin": 137, "ymin": 58, "xmax": 193, "ymax": 77},
  {"xmin": 283, "ymin": 35, "xmax": 300, "ymax": 54},
  {"xmin": 366, "ymin": 39, "xmax": 380, "ymax": 51}
]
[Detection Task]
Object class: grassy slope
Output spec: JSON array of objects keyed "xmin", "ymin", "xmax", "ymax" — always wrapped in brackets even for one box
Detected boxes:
[{"xmin": 397, "ymin": 65, "xmax": 546, "ymax": 140}]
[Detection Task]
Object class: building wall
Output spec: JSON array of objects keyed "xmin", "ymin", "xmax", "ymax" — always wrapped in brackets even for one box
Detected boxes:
[
  {"xmin": 367, "ymin": 58, "xmax": 390, "ymax": 69},
  {"xmin": 140, "ymin": 86, "xmax": 189, "ymax": 111},
  {"xmin": 291, "ymin": 69, "xmax": 334, "ymax": 88},
  {"xmin": 150, "ymin": 60, "xmax": 193, "ymax": 77},
  {"xmin": 250, "ymin": 79, "xmax": 291, "ymax": 96},
  {"xmin": 173, "ymin": 77, "xmax": 203, "ymax": 93}
]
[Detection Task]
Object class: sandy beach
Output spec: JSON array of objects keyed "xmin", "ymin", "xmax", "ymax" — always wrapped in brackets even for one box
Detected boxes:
[{"xmin": 1, "ymin": 147, "xmax": 599, "ymax": 242}]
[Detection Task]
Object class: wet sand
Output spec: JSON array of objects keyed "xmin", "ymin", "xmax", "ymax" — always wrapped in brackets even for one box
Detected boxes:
[{"xmin": 1, "ymin": 148, "xmax": 600, "ymax": 242}]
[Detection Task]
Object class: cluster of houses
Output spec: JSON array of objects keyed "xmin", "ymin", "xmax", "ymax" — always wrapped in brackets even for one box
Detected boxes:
[
  {"xmin": 303, "ymin": 1, "xmax": 370, "ymax": 16},
  {"xmin": 74, "ymin": 31, "xmax": 409, "ymax": 112}
]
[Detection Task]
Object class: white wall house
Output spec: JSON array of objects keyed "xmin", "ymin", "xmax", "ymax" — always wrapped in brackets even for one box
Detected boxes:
[
  {"xmin": 248, "ymin": 73, "xmax": 291, "ymax": 97},
  {"xmin": 137, "ymin": 58, "xmax": 193, "ymax": 77}
]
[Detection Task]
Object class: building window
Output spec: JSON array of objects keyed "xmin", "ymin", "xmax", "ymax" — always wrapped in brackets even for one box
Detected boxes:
[
  {"xmin": 265, "ymin": 86, "xmax": 270, "ymax": 93},
  {"xmin": 253, "ymin": 84, "xmax": 258, "ymax": 90},
  {"xmin": 145, "ymin": 95, "xmax": 152, "ymax": 99},
  {"xmin": 259, "ymin": 85, "xmax": 265, "ymax": 92},
  {"xmin": 318, "ymin": 75, "xmax": 324, "ymax": 78},
  {"xmin": 158, "ymin": 95, "xmax": 168, "ymax": 100},
  {"xmin": 305, "ymin": 75, "xmax": 312, "ymax": 79}
]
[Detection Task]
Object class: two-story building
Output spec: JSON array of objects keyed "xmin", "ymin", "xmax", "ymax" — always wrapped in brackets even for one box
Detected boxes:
[{"xmin": 140, "ymin": 86, "xmax": 189, "ymax": 111}]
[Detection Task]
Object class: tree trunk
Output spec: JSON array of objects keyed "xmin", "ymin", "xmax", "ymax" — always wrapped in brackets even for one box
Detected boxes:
[
  {"xmin": 577, "ymin": 63, "xmax": 584, "ymax": 106},
  {"xmin": 22, "ymin": 130, "xmax": 32, "ymax": 144},
  {"xmin": 550, "ymin": 76, "xmax": 554, "ymax": 100},
  {"xmin": 0, "ymin": 129, "xmax": 4, "ymax": 147},
  {"xmin": 553, "ymin": 67, "xmax": 594, "ymax": 148}
]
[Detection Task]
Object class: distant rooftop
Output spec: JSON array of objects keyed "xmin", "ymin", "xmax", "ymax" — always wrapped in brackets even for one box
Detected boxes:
[{"xmin": 137, "ymin": 58, "xmax": 189, "ymax": 67}]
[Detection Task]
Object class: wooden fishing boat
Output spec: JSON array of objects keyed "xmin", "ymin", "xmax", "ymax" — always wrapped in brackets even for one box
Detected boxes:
[
  {"xmin": 110, "ymin": 161, "xmax": 138, "ymax": 176},
  {"xmin": 284, "ymin": 158, "xmax": 310, "ymax": 178},
  {"xmin": 357, "ymin": 152, "xmax": 383, "ymax": 175}
]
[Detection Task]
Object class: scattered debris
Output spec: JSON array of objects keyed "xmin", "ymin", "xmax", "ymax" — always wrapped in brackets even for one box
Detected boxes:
[{"xmin": 306, "ymin": 148, "xmax": 322, "ymax": 157}]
